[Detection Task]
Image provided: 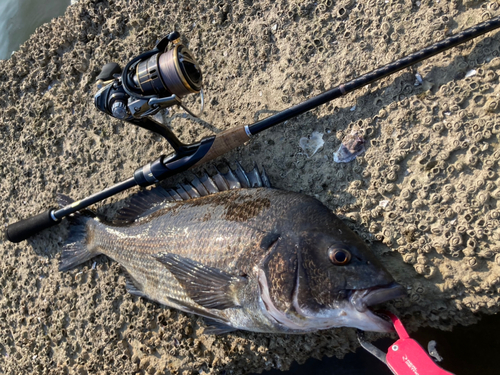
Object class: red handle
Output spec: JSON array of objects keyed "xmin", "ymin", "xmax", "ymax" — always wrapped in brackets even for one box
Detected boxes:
[
  {"xmin": 385, "ymin": 311, "xmax": 410, "ymax": 339},
  {"xmin": 381, "ymin": 312, "xmax": 455, "ymax": 375}
]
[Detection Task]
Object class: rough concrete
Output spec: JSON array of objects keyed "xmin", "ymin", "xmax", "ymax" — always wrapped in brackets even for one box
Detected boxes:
[{"xmin": 1, "ymin": 0, "xmax": 500, "ymax": 374}]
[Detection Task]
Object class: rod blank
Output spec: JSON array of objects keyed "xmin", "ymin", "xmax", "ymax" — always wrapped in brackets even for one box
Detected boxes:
[{"xmin": 248, "ymin": 15, "xmax": 500, "ymax": 136}]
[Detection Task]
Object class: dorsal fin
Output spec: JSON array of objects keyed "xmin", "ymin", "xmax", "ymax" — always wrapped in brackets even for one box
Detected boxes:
[
  {"xmin": 204, "ymin": 163, "xmax": 271, "ymax": 192},
  {"xmin": 247, "ymin": 163, "xmax": 263, "ymax": 187},
  {"xmin": 112, "ymin": 187, "xmax": 174, "ymax": 224},
  {"xmin": 221, "ymin": 168, "xmax": 241, "ymax": 189},
  {"xmin": 212, "ymin": 167, "xmax": 230, "ymax": 191},
  {"xmin": 181, "ymin": 182, "xmax": 201, "ymax": 199},
  {"xmin": 260, "ymin": 167, "xmax": 271, "ymax": 188},
  {"xmin": 166, "ymin": 188, "xmax": 183, "ymax": 202},
  {"xmin": 190, "ymin": 175, "xmax": 209, "ymax": 196},
  {"xmin": 113, "ymin": 164, "xmax": 271, "ymax": 223},
  {"xmin": 175, "ymin": 184, "xmax": 191, "ymax": 200},
  {"xmin": 234, "ymin": 162, "xmax": 250, "ymax": 188},
  {"xmin": 198, "ymin": 171, "xmax": 219, "ymax": 194}
]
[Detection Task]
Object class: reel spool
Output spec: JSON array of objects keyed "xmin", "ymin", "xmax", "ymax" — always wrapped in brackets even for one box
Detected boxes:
[{"xmin": 134, "ymin": 40, "xmax": 202, "ymax": 98}]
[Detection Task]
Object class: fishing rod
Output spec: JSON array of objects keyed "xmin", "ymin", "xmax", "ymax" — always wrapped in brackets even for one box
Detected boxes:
[{"xmin": 6, "ymin": 16, "xmax": 500, "ymax": 243}]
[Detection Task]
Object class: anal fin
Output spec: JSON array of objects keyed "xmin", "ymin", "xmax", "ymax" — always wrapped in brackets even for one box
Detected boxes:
[
  {"xmin": 123, "ymin": 269, "xmax": 148, "ymax": 299},
  {"xmin": 203, "ymin": 319, "xmax": 238, "ymax": 335}
]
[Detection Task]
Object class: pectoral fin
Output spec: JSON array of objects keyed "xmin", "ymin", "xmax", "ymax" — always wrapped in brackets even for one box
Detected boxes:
[{"xmin": 154, "ymin": 253, "xmax": 246, "ymax": 310}]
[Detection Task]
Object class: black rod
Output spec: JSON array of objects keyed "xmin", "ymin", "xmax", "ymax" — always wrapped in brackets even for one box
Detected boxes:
[
  {"xmin": 53, "ymin": 177, "xmax": 138, "ymax": 219},
  {"xmin": 6, "ymin": 177, "xmax": 138, "ymax": 242},
  {"xmin": 248, "ymin": 15, "xmax": 500, "ymax": 135}
]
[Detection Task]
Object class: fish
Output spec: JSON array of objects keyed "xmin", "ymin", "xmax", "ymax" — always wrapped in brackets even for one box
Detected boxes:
[{"xmin": 59, "ymin": 163, "xmax": 404, "ymax": 334}]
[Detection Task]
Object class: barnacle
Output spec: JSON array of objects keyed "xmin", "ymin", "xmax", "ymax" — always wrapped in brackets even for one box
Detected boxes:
[{"xmin": 449, "ymin": 235, "xmax": 463, "ymax": 247}]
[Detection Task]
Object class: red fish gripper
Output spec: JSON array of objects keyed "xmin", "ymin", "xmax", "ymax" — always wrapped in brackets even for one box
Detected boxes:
[{"xmin": 357, "ymin": 312, "xmax": 455, "ymax": 375}]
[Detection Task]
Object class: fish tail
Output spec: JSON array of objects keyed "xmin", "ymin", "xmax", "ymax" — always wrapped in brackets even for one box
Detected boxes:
[{"xmin": 58, "ymin": 194, "xmax": 101, "ymax": 272}]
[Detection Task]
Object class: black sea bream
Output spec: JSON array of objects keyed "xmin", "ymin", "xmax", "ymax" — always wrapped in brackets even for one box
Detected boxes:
[{"xmin": 60, "ymin": 165, "xmax": 404, "ymax": 334}]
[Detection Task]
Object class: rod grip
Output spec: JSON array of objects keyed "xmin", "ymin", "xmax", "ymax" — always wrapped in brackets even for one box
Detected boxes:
[
  {"xmin": 6, "ymin": 209, "xmax": 59, "ymax": 243},
  {"xmin": 193, "ymin": 126, "xmax": 250, "ymax": 167}
]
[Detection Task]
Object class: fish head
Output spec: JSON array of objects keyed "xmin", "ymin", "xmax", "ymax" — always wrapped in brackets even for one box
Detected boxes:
[
  {"xmin": 293, "ymin": 229, "xmax": 405, "ymax": 332},
  {"xmin": 259, "ymin": 200, "xmax": 405, "ymax": 333}
]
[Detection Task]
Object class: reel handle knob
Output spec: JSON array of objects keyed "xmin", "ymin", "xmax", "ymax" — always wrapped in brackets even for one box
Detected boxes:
[
  {"xmin": 96, "ymin": 62, "xmax": 122, "ymax": 82},
  {"xmin": 167, "ymin": 31, "xmax": 180, "ymax": 42},
  {"xmin": 155, "ymin": 32, "xmax": 180, "ymax": 52},
  {"xmin": 111, "ymin": 100, "xmax": 128, "ymax": 119}
]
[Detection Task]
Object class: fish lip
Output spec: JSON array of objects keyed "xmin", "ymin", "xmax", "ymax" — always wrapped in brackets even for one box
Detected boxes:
[
  {"xmin": 350, "ymin": 282, "xmax": 405, "ymax": 313},
  {"xmin": 361, "ymin": 308, "xmax": 395, "ymax": 332},
  {"xmin": 348, "ymin": 283, "xmax": 405, "ymax": 333}
]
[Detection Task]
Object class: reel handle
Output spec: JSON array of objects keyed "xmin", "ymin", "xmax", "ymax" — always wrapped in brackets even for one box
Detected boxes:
[{"xmin": 6, "ymin": 209, "xmax": 59, "ymax": 243}]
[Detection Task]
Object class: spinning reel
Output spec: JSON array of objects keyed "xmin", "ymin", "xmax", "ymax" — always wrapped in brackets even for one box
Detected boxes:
[{"xmin": 94, "ymin": 31, "xmax": 204, "ymax": 150}]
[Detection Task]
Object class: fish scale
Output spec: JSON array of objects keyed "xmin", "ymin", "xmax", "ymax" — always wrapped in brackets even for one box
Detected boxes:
[{"xmin": 59, "ymin": 166, "xmax": 404, "ymax": 334}]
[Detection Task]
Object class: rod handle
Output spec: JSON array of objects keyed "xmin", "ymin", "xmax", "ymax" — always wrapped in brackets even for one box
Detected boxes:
[
  {"xmin": 192, "ymin": 126, "xmax": 250, "ymax": 167},
  {"xmin": 6, "ymin": 209, "xmax": 59, "ymax": 243}
]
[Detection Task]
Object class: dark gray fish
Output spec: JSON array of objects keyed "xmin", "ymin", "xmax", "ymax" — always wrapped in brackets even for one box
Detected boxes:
[{"xmin": 60, "ymin": 163, "xmax": 404, "ymax": 334}]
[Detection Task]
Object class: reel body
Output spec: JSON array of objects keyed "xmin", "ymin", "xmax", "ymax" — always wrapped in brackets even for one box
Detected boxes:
[{"xmin": 94, "ymin": 32, "xmax": 204, "ymax": 141}]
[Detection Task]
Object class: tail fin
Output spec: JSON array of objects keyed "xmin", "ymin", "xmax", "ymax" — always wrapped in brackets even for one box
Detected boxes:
[{"xmin": 58, "ymin": 194, "xmax": 100, "ymax": 271}]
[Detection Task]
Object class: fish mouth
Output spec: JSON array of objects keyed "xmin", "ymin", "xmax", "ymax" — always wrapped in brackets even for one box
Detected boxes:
[
  {"xmin": 350, "ymin": 282, "xmax": 406, "ymax": 313},
  {"xmin": 349, "ymin": 282, "xmax": 406, "ymax": 332}
]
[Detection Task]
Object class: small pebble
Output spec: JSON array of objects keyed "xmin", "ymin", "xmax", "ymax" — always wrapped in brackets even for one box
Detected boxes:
[
  {"xmin": 414, "ymin": 73, "xmax": 423, "ymax": 86},
  {"xmin": 379, "ymin": 200, "xmax": 389, "ymax": 208}
]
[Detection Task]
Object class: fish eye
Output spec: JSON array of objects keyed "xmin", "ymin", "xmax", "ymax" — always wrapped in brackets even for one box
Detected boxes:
[{"xmin": 328, "ymin": 247, "xmax": 351, "ymax": 265}]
